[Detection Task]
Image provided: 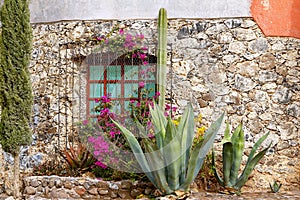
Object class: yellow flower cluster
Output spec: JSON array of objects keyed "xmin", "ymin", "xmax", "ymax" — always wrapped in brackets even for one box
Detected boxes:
[
  {"xmin": 172, "ymin": 119, "xmax": 180, "ymax": 126},
  {"xmin": 196, "ymin": 114, "xmax": 203, "ymax": 123},
  {"xmin": 196, "ymin": 126, "xmax": 206, "ymax": 137}
]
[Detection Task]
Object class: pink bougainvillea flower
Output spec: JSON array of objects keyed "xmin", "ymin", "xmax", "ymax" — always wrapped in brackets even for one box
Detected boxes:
[
  {"xmin": 147, "ymin": 121, "xmax": 152, "ymax": 127},
  {"xmin": 139, "ymin": 34, "xmax": 145, "ymax": 39},
  {"xmin": 141, "ymin": 46, "xmax": 148, "ymax": 51},
  {"xmin": 96, "ymin": 35, "xmax": 105, "ymax": 41},
  {"xmin": 139, "ymin": 53, "xmax": 147, "ymax": 60},
  {"xmin": 95, "ymin": 161, "xmax": 108, "ymax": 169},
  {"xmin": 148, "ymin": 133, "xmax": 155, "ymax": 139},
  {"xmin": 172, "ymin": 106, "xmax": 178, "ymax": 112},
  {"xmin": 138, "ymin": 81, "xmax": 145, "ymax": 88},
  {"xmin": 165, "ymin": 104, "xmax": 171, "ymax": 111},
  {"xmin": 125, "ymin": 34, "xmax": 132, "ymax": 42},
  {"xmin": 100, "ymin": 108, "xmax": 110, "ymax": 116},
  {"xmin": 140, "ymin": 70, "xmax": 146, "ymax": 75},
  {"xmin": 95, "ymin": 98, "xmax": 100, "ymax": 103},
  {"xmin": 119, "ymin": 29, "xmax": 124, "ymax": 35},
  {"xmin": 109, "ymin": 131, "xmax": 116, "ymax": 138},
  {"xmin": 83, "ymin": 120, "xmax": 89, "ymax": 125},
  {"xmin": 149, "ymin": 101, "xmax": 154, "ymax": 108},
  {"xmin": 143, "ymin": 61, "xmax": 148, "ymax": 65},
  {"xmin": 101, "ymin": 95, "xmax": 110, "ymax": 103}
]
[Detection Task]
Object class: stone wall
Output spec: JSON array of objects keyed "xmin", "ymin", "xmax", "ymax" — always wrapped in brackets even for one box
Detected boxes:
[
  {"xmin": 0, "ymin": 17, "xmax": 299, "ymax": 195},
  {"xmin": 23, "ymin": 176, "xmax": 155, "ymax": 199}
]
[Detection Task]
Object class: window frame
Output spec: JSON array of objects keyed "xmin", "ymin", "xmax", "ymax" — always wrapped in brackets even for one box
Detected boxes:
[{"xmin": 86, "ymin": 52, "xmax": 157, "ymax": 118}]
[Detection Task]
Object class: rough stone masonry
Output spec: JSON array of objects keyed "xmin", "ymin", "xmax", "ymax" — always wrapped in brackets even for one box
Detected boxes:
[{"xmin": 0, "ymin": 17, "xmax": 299, "ymax": 194}]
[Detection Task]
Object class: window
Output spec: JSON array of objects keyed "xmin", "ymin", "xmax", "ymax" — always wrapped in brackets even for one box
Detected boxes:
[{"xmin": 86, "ymin": 52, "xmax": 157, "ymax": 117}]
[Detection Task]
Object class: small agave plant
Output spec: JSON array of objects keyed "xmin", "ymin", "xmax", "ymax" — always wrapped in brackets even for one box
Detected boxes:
[
  {"xmin": 212, "ymin": 123, "xmax": 271, "ymax": 194},
  {"xmin": 269, "ymin": 181, "xmax": 282, "ymax": 193},
  {"xmin": 61, "ymin": 143, "xmax": 96, "ymax": 174},
  {"xmin": 113, "ymin": 103, "xmax": 224, "ymax": 194}
]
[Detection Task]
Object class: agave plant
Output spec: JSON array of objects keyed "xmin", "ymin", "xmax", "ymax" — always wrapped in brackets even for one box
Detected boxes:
[
  {"xmin": 212, "ymin": 123, "xmax": 271, "ymax": 193},
  {"xmin": 269, "ymin": 180, "xmax": 282, "ymax": 193},
  {"xmin": 113, "ymin": 103, "xmax": 224, "ymax": 194},
  {"xmin": 61, "ymin": 143, "xmax": 96, "ymax": 174}
]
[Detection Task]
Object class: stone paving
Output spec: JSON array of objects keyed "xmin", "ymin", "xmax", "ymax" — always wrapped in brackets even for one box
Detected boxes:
[
  {"xmin": 1, "ymin": 191, "xmax": 300, "ymax": 199},
  {"xmin": 186, "ymin": 191, "xmax": 300, "ymax": 200}
]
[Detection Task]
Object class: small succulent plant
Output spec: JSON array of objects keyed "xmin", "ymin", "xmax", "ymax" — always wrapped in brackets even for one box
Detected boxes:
[
  {"xmin": 212, "ymin": 123, "xmax": 271, "ymax": 194},
  {"xmin": 61, "ymin": 143, "xmax": 96, "ymax": 175},
  {"xmin": 269, "ymin": 181, "xmax": 282, "ymax": 193}
]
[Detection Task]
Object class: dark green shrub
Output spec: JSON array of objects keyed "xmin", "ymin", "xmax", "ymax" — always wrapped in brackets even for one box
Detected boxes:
[{"xmin": 0, "ymin": 0, "xmax": 33, "ymax": 197}]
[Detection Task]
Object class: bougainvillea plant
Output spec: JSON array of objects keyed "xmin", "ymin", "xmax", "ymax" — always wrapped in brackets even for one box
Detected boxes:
[
  {"xmin": 79, "ymin": 28, "xmax": 155, "ymax": 171},
  {"xmin": 93, "ymin": 28, "xmax": 149, "ymax": 65}
]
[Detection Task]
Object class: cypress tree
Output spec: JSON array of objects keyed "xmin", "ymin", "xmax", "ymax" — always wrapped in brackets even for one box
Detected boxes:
[{"xmin": 0, "ymin": 0, "xmax": 33, "ymax": 197}]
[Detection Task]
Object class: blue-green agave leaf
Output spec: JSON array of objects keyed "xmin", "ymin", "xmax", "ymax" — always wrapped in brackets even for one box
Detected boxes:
[
  {"xmin": 143, "ymin": 139, "xmax": 172, "ymax": 194},
  {"xmin": 134, "ymin": 118, "xmax": 149, "ymax": 139},
  {"xmin": 221, "ymin": 123, "xmax": 231, "ymax": 144},
  {"xmin": 230, "ymin": 124, "xmax": 244, "ymax": 185},
  {"xmin": 246, "ymin": 132, "xmax": 270, "ymax": 166},
  {"xmin": 235, "ymin": 142, "xmax": 271, "ymax": 190},
  {"xmin": 149, "ymin": 101, "xmax": 167, "ymax": 148},
  {"xmin": 164, "ymin": 117, "xmax": 181, "ymax": 190},
  {"xmin": 223, "ymin": 142, "xmax": 233, "ymax": 186},
  {"xmin": 212, "ymin": 148, "xmax": 224, "ymax": 186},
  {"xmin": 182, "ymin": 112, "xmax": 224, "ymax": 189},
  {"xmin": 112, "ymin": 119, "xmax": 156, "ymax": 186},
  {"xmin": 177, "ymin": 103, "xmax": 195, "ymax": 183}
]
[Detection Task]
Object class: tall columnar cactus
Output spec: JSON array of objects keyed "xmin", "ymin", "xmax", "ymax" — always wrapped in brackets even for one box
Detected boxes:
[
  {"xmin": 157, "ymin": 8, "xmax": 167, "ymax": 109},
  {"xmin": 212, "ymin": 124, "xmax": 271, "ymax": 194},
  {"xmin": 0, "ymin": 0, "xmax": 33, "ymax": 197}
]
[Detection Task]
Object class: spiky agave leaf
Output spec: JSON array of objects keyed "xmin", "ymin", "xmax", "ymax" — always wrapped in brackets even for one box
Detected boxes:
[
  {"xmin": 149, "ymin": 101, "xmax": 167, "ymax": 148},
  {"xmin": 181, "ymin": 112, "xmax": 224, "ymax": 190},
  {"xmin": 245, "ymin": 133, "xmax": 270, "ymax": 166},
  {"xmin": 270, "ymin": 181, "xmax": 282, "ymax": 193},
  {"xmin": 177, "ymin": 103, "xmax": 195, "ymax": 184},
  {"xmin": 212, "ymin": 149, "xmax": 224, "ymax": 187},
  {"xmin": 235, "ymin": 136, "xmax": 271, "ymax": 190},
  {"xmin": 143, "ymin": 139, "xmax": 172, "ymax": 194},
  {"xmin": 221, "ymin": 123, "xmax": 231, "ymax": 144},
  {"xmin": 229, "ymin": 124, "xmax": 244, "ymax": 185},
  {"xmin": 223, "ymin": 142, "xmax": 233, "ymax": 186},
  {"xmin": 164, "ymin": 117, "xmax": 181, "ymax": 190},
  {"xmin": 112, "ymin": 119, "xmax": 158, "ymax": 187}
]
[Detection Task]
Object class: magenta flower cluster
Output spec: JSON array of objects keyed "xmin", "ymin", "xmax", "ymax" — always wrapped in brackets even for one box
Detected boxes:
[
  {"xmin": 88, "ymin": 135, "xmax": 110, "ymax": 169},
  {"xmin": 94, "ymin": 95, "xmax": 121, "ymax": 138},
  {"xmin": 94, "ymin": 28, "xmax": 148, "ymax": 65}
]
